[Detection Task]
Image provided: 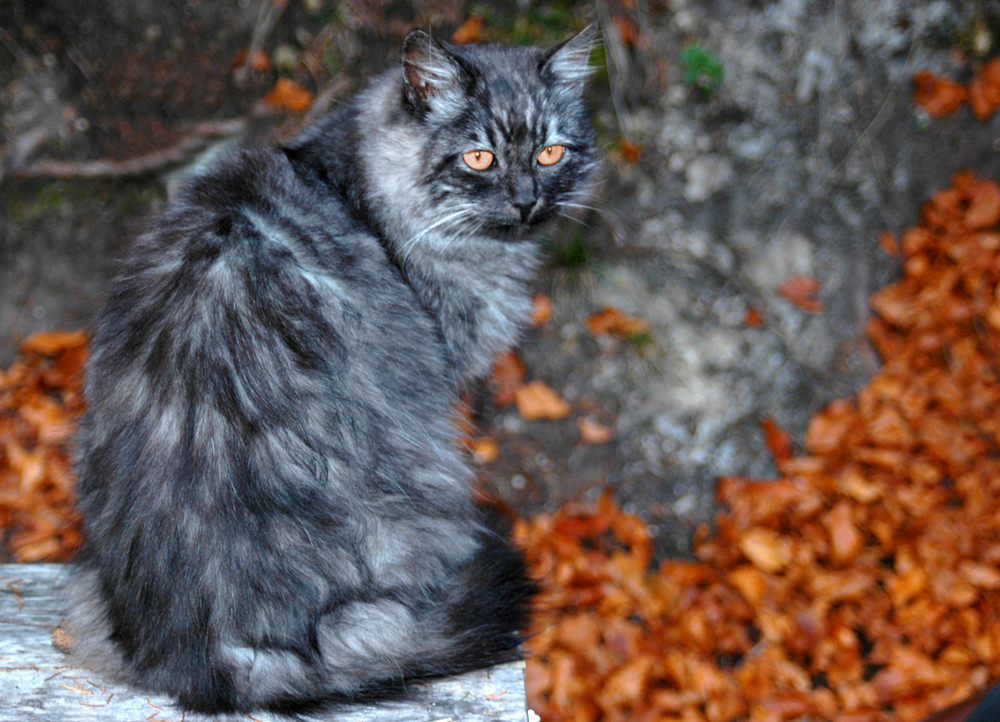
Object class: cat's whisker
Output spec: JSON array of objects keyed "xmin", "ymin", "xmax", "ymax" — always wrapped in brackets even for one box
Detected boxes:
[
  {"xmin": 400, "ymin": 208, "xmax": 474, "ymax": 256},
  {"xmin": 556, "ymin": 211, "xmax": 593, "ymax": 229},
  {"xmin": 558, "ymin": 200, "xmax": 603, "ymax": 214}
]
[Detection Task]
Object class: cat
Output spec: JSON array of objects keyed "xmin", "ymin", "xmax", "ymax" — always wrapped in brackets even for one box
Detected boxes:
[{"xmin": 67, "ymin": 25, "xmax": 597, "ymax": 715}]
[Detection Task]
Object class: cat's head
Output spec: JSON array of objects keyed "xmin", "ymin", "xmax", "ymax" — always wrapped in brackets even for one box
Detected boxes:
[{"xmin": 391, "ymin": 26, "xmax": 598, "ymax": 244}]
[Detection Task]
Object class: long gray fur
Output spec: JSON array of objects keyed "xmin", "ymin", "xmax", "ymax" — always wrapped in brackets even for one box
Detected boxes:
[{"xmin": 68, "ymin": 26, "xmax": 597, "ymax": 715}]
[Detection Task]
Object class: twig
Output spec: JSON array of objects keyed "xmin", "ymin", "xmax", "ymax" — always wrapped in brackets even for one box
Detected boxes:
[
  {"xmin": 235, "ymin": 0, "xmax": 289, "ymax": 86},
  {"xmin": 0, "ymin": 26, "xmax": 30, "ymax": 65},
  {"xmin": 12, "ymin": 117, "xmax": 250, "ymax": 180}
]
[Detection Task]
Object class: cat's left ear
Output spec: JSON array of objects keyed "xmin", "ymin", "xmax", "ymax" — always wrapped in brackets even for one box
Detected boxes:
[
  {"xmin": 401, "ymin": 30, "xmax": 471, "ymax": 117},
  {"xmin": 540, "ymin": 24, "xmax": 599, "ymax": 91}
]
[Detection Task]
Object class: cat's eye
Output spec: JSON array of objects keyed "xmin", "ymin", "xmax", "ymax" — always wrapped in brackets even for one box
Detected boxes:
[
  {"xmin": 462, "ymin": 150, "xmax": 494, "ymax": 171},
  {"xmin": 537, "ymin": 145, "xmax": 565, "ymax": 166}
]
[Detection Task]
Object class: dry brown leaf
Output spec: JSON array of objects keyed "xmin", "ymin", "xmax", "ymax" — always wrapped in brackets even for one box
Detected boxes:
[
  {"xmin": 531, "ymin": 293, "xmax": 553, "ymax": 327},
  {"xmin": 18, "ymin": 329, "xmax": 87, "ymax": 356},
  {"xmin": 738, "ymin": 527, "xmax": 793, "ymax": 573},
  {"xmin": 969, "ymin": 57, "xmax": 1000, "ymax": 121},
  {"xmin": 585, "ymin": 307, "xmax": 650, "ymax": 337},
  {"xmin": 965, "ymin": 178, "xmax": 1000, "ymax": 229},
  {"xmin": 618, "ymin": 138, "xmax": 641, "ymax": 164},
  {"xmin": 760, "ymin": 416, "xmax": 794, "ymax": 461},
  {"xmin": 912, "ymin": 71, "xmax": 968, "ymax": 117},
  {"xmin": 452, "ymin": 16, "xmax": 485, "ymax": 44},
  {"xmin": 823, "ymin": 501, "xmax": 863, "ymax": 566},
  {"xmin": 778, "ymin": 275, "xmax": 823, "ymax": 313},
  {"xmin": 489, "ymin": 350, "xmax": 526, "ymax": 408},
  {"xmin": 264, "ymin": 78, "xmax": 314, "ymax": 113},
  {"xmin": 232, "ymin": 49, "xmax": 272, "ymax": 73},
  {"xmin": 744, "ymin": 306, "xmax": 764, "ymax": 327},
  {"xmin": 467, "ymin": 437, "xmax": 499, "ymax": 464},
  {"xmin": 514, "ymin": 380, "xmax": 572, "ymax": 421},
  {"xmin": 880, "ymin": 231, "xmax": 901, "ymax": 256},
  {"xmin": 577, "ymin": 416, "xmax": 613, "ymax": 445}
]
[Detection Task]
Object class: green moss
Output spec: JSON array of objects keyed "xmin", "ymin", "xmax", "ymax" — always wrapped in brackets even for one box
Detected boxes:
[
  {"xmin": 680, "ymin": 44, "xmax": 724, "ymax": 97},
  {"xmin": 624, "ymin": 329, "xmax": 655, "ymax": 350}
]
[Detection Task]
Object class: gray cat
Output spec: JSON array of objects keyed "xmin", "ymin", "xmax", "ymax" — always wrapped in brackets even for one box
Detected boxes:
[{"xmin": 68, "ymin": 25, "xmax": 597, "ymax": 714}]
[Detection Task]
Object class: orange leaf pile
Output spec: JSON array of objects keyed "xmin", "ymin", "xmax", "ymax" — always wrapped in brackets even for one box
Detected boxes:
[
  {"xmin": 913, "ymin": 58, "xmax": 1000, "ymax": 121},
  {"xmin": 0, "ymin": 331, "xmax": 86, "ymax": 561},
  {"xmin": 517, "ymin": 171, "xmax": 1000, "ymax": 721}
]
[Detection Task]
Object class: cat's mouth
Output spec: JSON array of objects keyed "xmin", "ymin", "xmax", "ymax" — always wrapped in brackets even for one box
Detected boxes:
[{"xmin": 492, "ymin": 204, "xmax": 552, "ymax": 240}]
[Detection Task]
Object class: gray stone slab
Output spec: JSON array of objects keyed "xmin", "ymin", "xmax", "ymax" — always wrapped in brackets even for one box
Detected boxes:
[{"xmin": 0, "ymin": 564, "xmax": 528, "ymax": 721}]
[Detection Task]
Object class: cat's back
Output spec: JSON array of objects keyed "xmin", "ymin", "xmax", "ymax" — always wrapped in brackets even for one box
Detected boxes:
[
  {"xmin": 78, "ymin": 141, "xmax": 457, "ymax": 512},
  {"xmin": 89, "ymin": 143, "xmax": 440, "ymax": 384}
]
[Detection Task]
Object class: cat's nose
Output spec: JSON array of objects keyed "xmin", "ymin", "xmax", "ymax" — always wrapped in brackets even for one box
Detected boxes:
[
  {"xmin": 511, "ymin": 176, "xmax": 538, "ymax": 223},
  {"xmin": 514, "ymin": 199, "xmax": 537, "ymax": 224}
]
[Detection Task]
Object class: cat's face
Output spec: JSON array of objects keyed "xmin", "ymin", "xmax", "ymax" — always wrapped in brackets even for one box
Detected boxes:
[{"xmin": 400, "ymin": 27, "xmax": 597, "ymax": 242}]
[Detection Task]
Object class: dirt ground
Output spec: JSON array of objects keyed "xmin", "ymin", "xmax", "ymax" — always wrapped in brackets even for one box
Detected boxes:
[{"xmin": 3, "ymin": 0, "xmax": 1000, "ymax": 556}]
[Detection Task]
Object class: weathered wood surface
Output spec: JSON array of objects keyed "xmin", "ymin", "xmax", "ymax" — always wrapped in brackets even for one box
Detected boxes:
[{"xmin": 0, "ymin": 564, "xmax": 529, "ymax": 721}]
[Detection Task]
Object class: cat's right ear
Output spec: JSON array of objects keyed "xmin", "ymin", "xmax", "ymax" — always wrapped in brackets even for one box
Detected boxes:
[
  {"xmin": 540, "ymin": 24, "xmax": 598, "ymax": 92},
  {"xmin": 401, "ymin": 30, "xmax": 469, "ymax": 117}
]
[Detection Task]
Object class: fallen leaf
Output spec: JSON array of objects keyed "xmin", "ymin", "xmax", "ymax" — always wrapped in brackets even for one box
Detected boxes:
[
  {"xmin": 969, "ymin": 57, "xmax": 1000, "ymax": 121},
  {"xmin": 514, "ymin": 380, "xmax": 572, "ymax": 421},
  {"xmin": 879, "ymin": 231, "xmax": 900, "ymax": 256},
  {"xmin": 490, "ymin": 350, "xmax": 526, "ymax": 408},
  {"xmin": 231, "ymin": 49, "xmax": 272, "ymax": 73},
  {"xmin": 744, "ymin": 306, "xmax": 764, "ymax": 327},
  {"xmin": 585, "ymin": 307, "xmax": 650, "ymax": 337},
  {"xmin": 912, "ymin": 71, "xmax": 968, "ymax": 117},
  {"xmin": 19, "ymin": 329, "xmax": 87, "ymax": 356},
  {"xmin": 823, "ymin": 501, "xmax": 863, "ymax": 566},
  {"xmin": 577, "ymin": 416, "xmax": 614, "ymax": 444},
  {"xmin": 957, "ymin": 560, "xmax": 1000, "ymax": 589},
  {"xmin": 760, "ymin": 417, "xmax": 794, "ymax": 461},
  {"xmin": 965, "ymin": 178, "xmax": 1000, "ymax": 229},
  {"xmin": 452, "ymin": 16, "xmax": 485, "ymax": 44},
  {"xmin": 618, "ymin": 138, "xmax": 641, "ymax": 164},
  {"xmin": 468, "ymin": 437, "xmax": 499, "ymax": 464},
  {"xmin": 778, "ymin": 276, "xmax": 823, "ymax": 313},
  {"xmin": 738, "ymin": 527, "xmax": 793, "ymax": 573},
  {"xmin": 264, "ymin": 78, "xmax": 314, "ymax": 113},
  {"xmin": 531, "ymin": 293, "xmax": 553, "ymax": 327}
]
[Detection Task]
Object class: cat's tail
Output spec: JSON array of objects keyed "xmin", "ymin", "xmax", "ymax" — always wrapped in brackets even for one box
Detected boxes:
[{"xmin": 222, "ymin": 528, "xmax": 534, "ymax": 713}]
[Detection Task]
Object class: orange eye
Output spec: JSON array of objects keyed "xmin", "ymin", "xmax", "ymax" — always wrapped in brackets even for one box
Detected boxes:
[
  {"xmin": 462, "ymin": 150, "xmax": 494, "ymax": 170},
  {"xmin": 537, "ymin": 144, "xmax": 565, "ymax": 166}
]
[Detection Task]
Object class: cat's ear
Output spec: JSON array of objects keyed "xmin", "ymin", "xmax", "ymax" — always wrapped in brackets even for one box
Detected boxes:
[
  {"xmin": 401, "ymin": 30, "xmax": 470, "ymax": 116},
  {"xmin": 540, "ymin": 24, "xmax": 598, "ymax": 91}
]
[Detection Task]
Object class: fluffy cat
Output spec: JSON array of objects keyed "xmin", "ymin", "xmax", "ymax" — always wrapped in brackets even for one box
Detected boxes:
[{"xmin": 68, "ymin": 25, "xmax": 597, "ymax": 714}]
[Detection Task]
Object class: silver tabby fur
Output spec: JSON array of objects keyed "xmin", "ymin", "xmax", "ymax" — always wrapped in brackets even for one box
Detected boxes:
[{"xmin": 68, "ymin": 26, "xmax": 597, "ymax": 714}]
